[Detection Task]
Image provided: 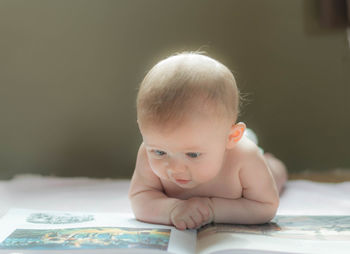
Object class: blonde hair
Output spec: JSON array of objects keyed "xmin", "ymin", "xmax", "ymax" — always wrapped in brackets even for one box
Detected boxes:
[{"xmin": 137, "ymin": 52, "xmax": 239, "ymax": 127}]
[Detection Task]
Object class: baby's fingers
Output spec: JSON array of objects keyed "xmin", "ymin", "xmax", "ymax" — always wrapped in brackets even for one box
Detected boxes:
[
  {"xmin": 173, "ymin": 220, "xmax": 187, "ymax": 230},
  {"xmin": 197, "ymin": 208, "xmax": 213, "ymax": 227},
  {"xmin": 197, "ymin": 206, "xmax": 209, "ymax": 220},
  {"xmin": 192, "ymin": 208, "xmax": 206, "ymax": 226},
  {"xmin": 184, "ymin": 216, "xmax": 196, "ymax": 229}
]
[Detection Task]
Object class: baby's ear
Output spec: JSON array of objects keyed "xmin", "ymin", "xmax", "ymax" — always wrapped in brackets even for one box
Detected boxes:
[{"xmin": 226, "ymin": 122, "xmax": 246, "ymax": 149}]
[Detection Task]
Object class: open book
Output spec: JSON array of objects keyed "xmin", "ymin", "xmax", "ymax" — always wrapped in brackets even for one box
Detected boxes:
[{"xmin": 0, "ymin": 209, "xmax": 349, "ymax": 254}]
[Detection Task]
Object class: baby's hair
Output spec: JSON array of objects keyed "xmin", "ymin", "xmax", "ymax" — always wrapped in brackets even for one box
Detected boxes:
[{"xmin": 137, "ymin": 51, "xmax": 240, "ymax": 127}]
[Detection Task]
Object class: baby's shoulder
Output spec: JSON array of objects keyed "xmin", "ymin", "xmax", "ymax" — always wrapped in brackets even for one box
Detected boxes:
[
  {"xmin": 135, "ymin": 143, "xmax": 153, "ymax": 175},
  {"xmin": 230, "ymin": 136, "xmax": 269, "ymax": 174},
  {"xmin": 134, "ymin": 142, "xmax": 163, "ymax": 184},
  {"xmin": 235, "ymin": 136, "xmax": 261, "ymax": 154},
  {"xmin": 230, "ymin": 136, "xmax": 264, "ymax": 164},
  {"xmin": 136, "ymin": 142, "xmax": 147, "ymax": 162}
]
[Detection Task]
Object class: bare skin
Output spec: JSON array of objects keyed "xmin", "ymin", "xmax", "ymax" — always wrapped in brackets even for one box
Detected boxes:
[
  {"xmin": 129, "ymin": 114, "xmax": 287, "ymax": 230},
  {"xmin": 264, "ymin": 153, "xmax": 288, "ymax": 194}
]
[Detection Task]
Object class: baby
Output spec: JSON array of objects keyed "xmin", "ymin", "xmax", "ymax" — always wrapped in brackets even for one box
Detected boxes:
[{"xmin": 128, "ymin": 52, "xmax": 288, "ymax": 230}]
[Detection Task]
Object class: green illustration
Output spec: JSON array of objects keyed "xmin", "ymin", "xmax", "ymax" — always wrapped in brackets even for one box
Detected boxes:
[{"xmin": 0, "ymin": 227, "xmax": 171, "ymax": 251}]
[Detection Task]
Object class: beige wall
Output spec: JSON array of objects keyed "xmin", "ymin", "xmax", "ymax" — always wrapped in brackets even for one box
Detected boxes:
[{"xmin": 1, "ymin": 0, "xmax": 349, "ymax": 179}]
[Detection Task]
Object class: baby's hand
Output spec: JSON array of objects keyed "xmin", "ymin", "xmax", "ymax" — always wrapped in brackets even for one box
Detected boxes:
[{"xmin": 170, "ymin": 197, "xmax": 214, "ymax": 230}]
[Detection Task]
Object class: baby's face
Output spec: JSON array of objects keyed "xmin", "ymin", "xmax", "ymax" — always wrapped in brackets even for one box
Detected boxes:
[{"xmin": 139, "ymin": 115, "xmax": 232, "ymax": 189}]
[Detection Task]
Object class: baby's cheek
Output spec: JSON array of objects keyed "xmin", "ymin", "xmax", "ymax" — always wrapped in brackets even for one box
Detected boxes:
[
  {"xmin": 149, "ymin": 160, "xmax": 168, "ymax": 179},
  {"xmin": 194, "ymin": 164, "xmax": 220, "ymax": 183},
  {"xmin": 197, "ymin": 172, "xmax": 215, "ymax": 183}
]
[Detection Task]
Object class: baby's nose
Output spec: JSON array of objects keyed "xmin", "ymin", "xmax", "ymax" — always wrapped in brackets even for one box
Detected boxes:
[
  {"xmin": 169, "ymin": 160, "xmax": 186, "ymax": 173},
  {"xmin": 168, "ymin": 169, "xmax": 188, "ymax": 181},
  {"xmin": 167, "ymin": 160, "xmax": 187, "ymax": 177}
]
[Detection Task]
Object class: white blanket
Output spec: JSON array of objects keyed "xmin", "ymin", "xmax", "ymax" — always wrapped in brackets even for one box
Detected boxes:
[{"xmin": 0, "ymin": 174, "xmax": 349, "ymax": 218}]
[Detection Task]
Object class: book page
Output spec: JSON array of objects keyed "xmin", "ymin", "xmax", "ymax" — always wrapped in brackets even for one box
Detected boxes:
[
  {"xmin": 0, "ymin": 209, "xmax": 196, "ymax": 254},
  {"xmin": 196, "ymin": 215, "xmax": 350, "ymax": 254}
]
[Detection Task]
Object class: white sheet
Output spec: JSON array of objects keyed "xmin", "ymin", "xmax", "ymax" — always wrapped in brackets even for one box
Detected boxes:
[{"xmin": 0, "ymin": 174, "xmax": 349, "ymax": 219}]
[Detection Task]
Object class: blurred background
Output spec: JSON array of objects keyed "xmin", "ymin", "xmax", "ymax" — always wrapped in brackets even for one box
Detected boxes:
[{"xmin": 0, "ymin": 0, "xmax": 349, "ymax": 179}]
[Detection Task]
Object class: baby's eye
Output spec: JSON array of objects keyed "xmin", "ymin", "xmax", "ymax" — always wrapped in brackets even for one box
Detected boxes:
[
  {"xmin": 153, "ymin": 150, "xmax": 166, "ymax": 156},
  {"xmin": 186, "ymin": 152, "xmax": 201, "ymax": 158}
]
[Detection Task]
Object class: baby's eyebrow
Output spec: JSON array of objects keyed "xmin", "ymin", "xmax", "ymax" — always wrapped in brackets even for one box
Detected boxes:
[
  {"xmin": 145, "ymin": 142, "xmax": 202, "ymax": 151},
  {"xmin": 181, "ymin": 146, "xmax": 202, "ymax": 151},
  {"xmin": 145, "ymin": 144, "xmax": 164, "ymax": 149}
]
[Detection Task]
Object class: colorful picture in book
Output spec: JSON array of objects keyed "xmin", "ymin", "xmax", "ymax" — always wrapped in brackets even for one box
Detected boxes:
[
  {"xmin": 0, "ymin": 227, "xmax": 170, "ymax": 250},
  {"xmin": 273, "ymin": 215, "xmax": 350, "ymax": 240},
  {"xmin": 198, "ymin": 215, "xmax": 350, "ymax": 241}
]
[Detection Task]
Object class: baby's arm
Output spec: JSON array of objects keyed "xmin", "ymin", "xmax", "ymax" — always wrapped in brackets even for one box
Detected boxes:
[
  {"xmin": 129, "ymin": 143, "xmax": 213, "ymax": 229},
  {"xmin": 210, "ymin": 149, "xmax": 279, "ymax": 224},
  {"xmin": 128, "ymin": 143, "xmax": 179, "ymax": 225}
]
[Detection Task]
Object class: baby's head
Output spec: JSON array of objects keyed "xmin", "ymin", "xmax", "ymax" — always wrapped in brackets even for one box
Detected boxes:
[
  {"xmin": 136, "ymin": 52, "xmax": 245, "ymax": 188},
  {"xmin": 137, "ymin": 52, "xmax": 240, "ymax": 130}
]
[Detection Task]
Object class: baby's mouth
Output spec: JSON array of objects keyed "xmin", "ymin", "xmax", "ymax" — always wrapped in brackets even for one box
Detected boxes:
[{"xmin": 175, "ymin": 179, "xmax": 191, "ymax": 185}]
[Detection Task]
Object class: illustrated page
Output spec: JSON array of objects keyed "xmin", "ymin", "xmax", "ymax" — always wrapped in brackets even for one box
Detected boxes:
[
  {"xmin": 196, "ymin": 215, "xmax": 350, "ymax": 254},
  {"xmin": 0, "ymin": 209, "xmax": 196, "ymax": 254}
]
